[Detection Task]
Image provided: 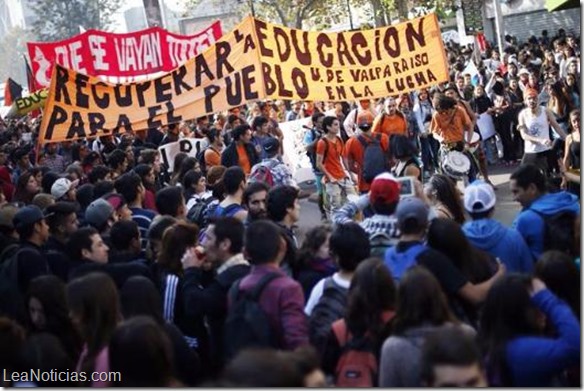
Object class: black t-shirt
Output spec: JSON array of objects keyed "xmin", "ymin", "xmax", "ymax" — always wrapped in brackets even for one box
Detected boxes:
[{"xmin": 396, "ymin": 241, "xmax": 468, "ymax": 295}]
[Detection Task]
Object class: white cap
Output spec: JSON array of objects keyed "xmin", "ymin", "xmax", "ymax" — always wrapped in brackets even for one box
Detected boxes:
[
  {"xmin": 464, "ymin": 181, "xmax": 496, "ymax": 213},
  {"xmin": 51, "ymin": 178, "xmax": 79, "ymax": 200}
]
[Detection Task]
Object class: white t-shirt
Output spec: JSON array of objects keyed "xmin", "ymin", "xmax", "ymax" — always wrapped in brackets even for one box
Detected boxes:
[
  {"xmin": 523, "ymin": 107, "xmax": 551, "ymax": 154},
  {"xmin": 304, "ymin": 272, "xmax": 351, "ymax": 316}
]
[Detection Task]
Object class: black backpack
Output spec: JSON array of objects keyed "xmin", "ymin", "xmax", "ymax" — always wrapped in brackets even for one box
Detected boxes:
[
  {"xmin": 357, "ymin": 134, "xmax": 388, "ymax": 183},
  {"xmin": 224, "ymin": 273, "xmax": 281, "ymax": 361},
  {"xmin": 186, "ymin": 196, "xmax": 217, "ymax": 230},
  {"xmin": 308, "ymin": 277, "xmax": 348, "ymax": 351},
  {"xmin": 531, "ymin": 209, "xmax": 578, "ymax": 257}
]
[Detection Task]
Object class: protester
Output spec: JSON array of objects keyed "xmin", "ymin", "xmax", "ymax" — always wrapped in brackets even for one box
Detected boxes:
[
  {"xmin": 479, "ymin": 275, "xmax": 580, "ymax": 386},
  {"xmin": 424, "ymin": 174, "xmax": 466, "ymax": 224},
  {"xmin": 295, "ymin": 224, "xmax": 335, "ymax": 299},
  {"xmin": 510, "ymin": 164, "xmax": 580, "ymax": 260},
  {"xmin": 241, "ymin": 181, "xmax": 269, "ymax": 225},
  {"xmin": 316, "ymin": 115, "xmax": 357, "ymax": 218},
  {"xmin": 379, "ymin": 266, "xmax": 475, "ymax": 387},
  {"xmin": 462, "ymin": 180, "xmax": 534, "ymax": 273},
  {"xmin": 420, "ymin": 325, "xmax": 487, "ymax": 387},
  {"xmin": 322, "ymin": 258, "xmax": 396, "ymax": 386},
  {"xmin": 67, "ymin": 272, "xmax": 120, "ymax": 387}
]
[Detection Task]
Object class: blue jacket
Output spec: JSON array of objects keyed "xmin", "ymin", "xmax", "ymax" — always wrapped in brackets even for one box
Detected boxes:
[
  {"xmin": 506, "ymin": 289, "xmax": 580, "ymax": 386},
  {"xmin": 463, "ymin": 218, "xmax": 533, "ymax": 273},
  {"xmin": 512, "ymin": 192, "xmax": 580, "ymax": 261}
]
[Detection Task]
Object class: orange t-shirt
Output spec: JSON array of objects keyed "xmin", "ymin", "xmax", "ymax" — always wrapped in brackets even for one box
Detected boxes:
[
  {"xmin": 236, "ymin": 144, "xmax": 251, "ymax": 174},
  {"xmin": 372, "ymin": 113, "xmax": 407, "ymax": 137},
  {"xmin": 316, "ymin": 136, "xmax": 345, "ymax": 181},
  {"xmin": 344, "ymin": 133, "xmax": 390, "ymax": 192},
  {"xmin": 204, "ymin": 147, "xmax": 221, "ymax": 169},
  {"xmin": 430, "ymin": 106, "xmax": 472, "ymax": 144}
]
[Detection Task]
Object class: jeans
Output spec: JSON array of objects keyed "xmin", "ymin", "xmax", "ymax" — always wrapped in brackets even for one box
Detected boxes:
[
  {"xmin": 420, "ymin": 135, "xmax": 440, "ymax": 171},
  {"xmin": 325, "ymin": 178, "xmax": 358, "ymax": 218}
]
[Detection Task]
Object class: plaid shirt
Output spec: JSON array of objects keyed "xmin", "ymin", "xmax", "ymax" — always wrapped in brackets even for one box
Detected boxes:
[
  {"xmin": 333, "ymin": 194, "xmax": 400, "ymax": 246},
  {"xmin": 42, "ymin": 154, "xmax": 66, "ymax": 173},
  {"xmin": 251, "ymin": 158, "xmax": 297, "ymax": 187}
]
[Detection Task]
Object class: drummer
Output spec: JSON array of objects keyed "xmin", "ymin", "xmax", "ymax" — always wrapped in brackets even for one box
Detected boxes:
[
  {"xmin": 444, "ymin": 85, "xmax": 495, "ymax": 188},
  {"xmin": 430, "ymin": 94, "xmax": 477, "ymax": 182},
  {"xmin": 430, "ymin": 94, "xmax": 473, "ymax": 151}
]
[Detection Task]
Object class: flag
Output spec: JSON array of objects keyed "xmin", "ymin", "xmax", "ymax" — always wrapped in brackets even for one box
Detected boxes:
[
  {"xmin": 24, "ymin": 56, "xmax": 36, "ymax": 93},
  {"xmin": 4, "ymin": 78, "xmax": 22, "ymax": 106},
  {"xmin": 462, "ymin": 61, "xmax": 481, "ymax": 86}
]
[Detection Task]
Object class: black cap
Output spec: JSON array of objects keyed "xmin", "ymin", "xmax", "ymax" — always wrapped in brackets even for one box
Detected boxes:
[
  {"xmin": 13, "ymin": 205, "xmax": 53, "ymax": 230},
  {"xmin": 263, "ymin": 138, "xmax": 280, "ymax": 154},
  {"xmin": 45, "ymin": 201, "xmax": 79, "ymax": 216}
]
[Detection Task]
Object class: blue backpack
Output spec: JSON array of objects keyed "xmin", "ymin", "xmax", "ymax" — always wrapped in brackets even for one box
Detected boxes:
[{"xmin": 383, "ymin": 244, "xmax": 426, "ymax": 282}]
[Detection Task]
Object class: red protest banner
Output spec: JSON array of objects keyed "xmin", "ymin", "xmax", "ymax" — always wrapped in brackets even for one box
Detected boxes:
[{"xmin": 27, "ymin": 21, "xmax": 223, "ymax": 88}]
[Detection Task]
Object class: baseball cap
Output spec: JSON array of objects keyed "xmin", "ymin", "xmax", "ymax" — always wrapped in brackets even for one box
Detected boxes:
[
  {"xmin": 263, "ymin": 138, "xmax": 280, "ymax": 154},
  {"xmin": 518, "ymin": 68, "xmax": 530, "ymax": 76},
  {"xmin": 396, "ymin": 197, "xmax": 429, "ymax": 230},
  {"xmin": 464, "ymin": 180, "xmax": 496, "ymax": 213},
  {"xmin": 103, "ymin": 193, "xmax": 127, "ymax": 211},
  {"xmin": 369, "ymin": 173, "xmax": 400, "ymax": 205},
  {"xmin": 51, "ymin": 178, "xmax": 79, "ymax": 200},
  {"xmin": 13, "ymin": 205, "xmax": 52, "ymax": 230},
  {"xmin": 85, "ymin": 198, "xmax": 114, "ymax": 229}
]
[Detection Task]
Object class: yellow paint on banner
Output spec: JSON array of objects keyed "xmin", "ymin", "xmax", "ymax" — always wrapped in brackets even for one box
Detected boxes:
[{"xmin": 39, "ymin": 14, "xmax": 448, "ymax": 143}]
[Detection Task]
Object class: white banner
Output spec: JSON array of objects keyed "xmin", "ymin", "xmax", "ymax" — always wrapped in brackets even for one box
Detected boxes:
[
  {"xmin": 280, "ymin": 117, "xmax": 316, "ymax": 184},
  {"xmin": 158, "ymin": 138, "xmax": 207, "ymax": 173}
]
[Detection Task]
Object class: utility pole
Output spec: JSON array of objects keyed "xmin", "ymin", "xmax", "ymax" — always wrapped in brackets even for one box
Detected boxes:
[
  {"xmin": 346, "ymin": 0, "xmax": 354, "ymax": 30},
  {"xmin": 492, "ymin": 0, "xmax": 505, "ymax": 59},
  {"xmin": 250, "ymin": 0, "xmax": 256, "ymax": 17}
]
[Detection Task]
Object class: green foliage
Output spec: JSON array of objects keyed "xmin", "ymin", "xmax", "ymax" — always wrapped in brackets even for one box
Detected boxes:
[
  {"xmin": 30, "ymin": 0, "xmax": 123, "ymax": 41},
  {"xmin": 0, "ymin": 27, "xmax": 35, "ymax": 86}
]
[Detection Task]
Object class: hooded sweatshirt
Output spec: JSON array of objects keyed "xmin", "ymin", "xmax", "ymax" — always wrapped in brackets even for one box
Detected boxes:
[
  {"xmin": 512, "ymin": 192, "xmax": 580, "ymax": 261},
  {"xmin": 463, "ymin": 218, "xmax": 533, "ymax": 273}
]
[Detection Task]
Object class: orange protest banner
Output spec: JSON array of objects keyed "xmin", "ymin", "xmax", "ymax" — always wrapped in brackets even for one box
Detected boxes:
[{"xmin": 39, "ymin": 14, "xmax": 448, "ymax": 144}]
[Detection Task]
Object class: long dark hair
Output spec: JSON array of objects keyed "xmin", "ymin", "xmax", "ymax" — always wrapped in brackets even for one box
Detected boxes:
[
  {"xmin": 109, "ymin": 316, "xmax": 176, "ymax": 387},
  {"xmin": 13, "ymin": 172, "xmax": 38, "ymax": 204},
  {"xmin": 67, "ymin": 272, "xmax": 120, "ymax": 378},
  {"xmin": 478, "ymin": 274, "xmax": 540, "ymax": 386},
  {"xmin": 158, "ymin": 222, "xmax": 198, "ymax": 276},
  {"xmin": 535, "ymin": 251, "xmax": 580, "ymax": 320},
  {"xmin": 120, "ymin": 276, "xmax": 164, "ymax": 324},
  {"xmin": 427, "ymin": 218, "xmax": 495, "ymax": 283},
  {"xmin": 296, "ymin": 225, "xmax": 332, "ymax": 268},
  {"xmin": 27, "ymin": 275, "xmax": 82, "ymax": 361},
  {"xmin": 427, "ymin": 174, "xmax": 465, "ymax": 224},
  {"xmin": 346, "ymin": 258, "xmax": 396, "ymax": 342},
  {"xmin": 392, "ymin": 266, "xmax": 457, "ymax": 335}
]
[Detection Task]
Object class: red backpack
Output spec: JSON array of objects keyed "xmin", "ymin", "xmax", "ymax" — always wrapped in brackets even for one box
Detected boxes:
[{"xmin": 331, "ymin": 311, "xmax": 394, "ymax": 387}]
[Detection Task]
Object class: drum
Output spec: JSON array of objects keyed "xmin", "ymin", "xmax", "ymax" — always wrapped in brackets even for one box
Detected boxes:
[
  {"xmin": 441, "ymin": 150, "xmax": 471, "ymax": 179},
  {"xmin": 467, "ymin": 132, "xmax": 481, "ymax": 153}
]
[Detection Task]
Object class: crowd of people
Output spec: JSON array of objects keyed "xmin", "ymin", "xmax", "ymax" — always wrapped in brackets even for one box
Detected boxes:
[{"xmin": 0, "ymin": 27, "xmax": 580, "ymax": 387}]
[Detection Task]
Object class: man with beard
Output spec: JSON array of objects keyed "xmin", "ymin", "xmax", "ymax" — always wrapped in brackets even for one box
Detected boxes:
[
  {"xmin": 242, "ymin": 182, "xmax": 269, "ymax": 226},
  {"xmin": 181, "ymin": 217, "xmax": 250, "ymax": 375}
]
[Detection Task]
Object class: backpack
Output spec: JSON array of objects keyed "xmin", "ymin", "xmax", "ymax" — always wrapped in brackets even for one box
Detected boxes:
[
  {"xmin": 357, "ymin": 134, "xmax": 388, "ymax": 183},
  {"xmin": 383, "ymin": 243, "xmax": 426, "ymax": 283},
  {"xmin": 530, "ymin": 209, "xmax": 578, "ymax": 257},
  {"xmin": 186, "ymin": 196, "xmax": 217, "ymax": 229},
  {"xmin": 223, "ymin": 273, "xmax": 281, "ymax": 361},
  {"xmin": 331, "ymin": 311, "xmax": 393, "ymax": 387},
  {"xmin": 196, "ymin": 147, "xmax": 220, "ymax": 175},
  {"xmin": 308, "ymin": 277, "xmax": 348, "ymax": 351},
  {"xmin": 306, "ymin": 128, "xmax": 321, "ymax": 170},
  {"xmin": 248, "ymin": 160, "xmax": 277, "ymax": 187},
  {"xmin": 369, "ymin": 232, "xmax": 395, "ymax": 259}
]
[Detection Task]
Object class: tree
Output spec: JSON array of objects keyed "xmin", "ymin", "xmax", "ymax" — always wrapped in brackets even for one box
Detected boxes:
[
  {"xmin": 0, "ymin": 27, "xmax": 35, "ymax": 87},
  {"xmin": 30, "ymin": 0, "xmax": 123, "ymax": 42},
  {"xmin": 184, "ymin": 0, "xmax": 346, "ymax": 29}
]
